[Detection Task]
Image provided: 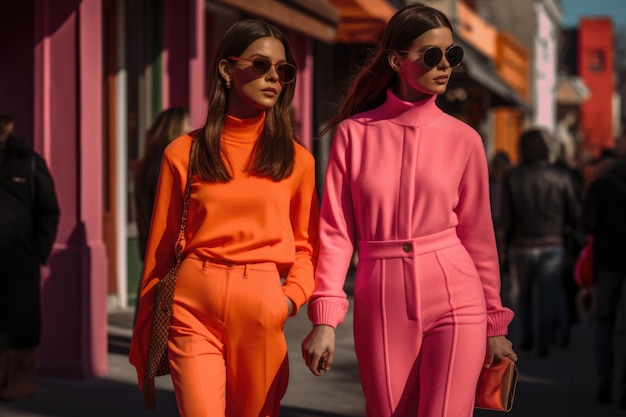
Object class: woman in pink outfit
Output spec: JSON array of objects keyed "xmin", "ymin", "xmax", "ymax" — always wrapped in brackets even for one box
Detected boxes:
[{"xmin": 302, "ymin": 4, "xmax": 518, "ymax": 416}]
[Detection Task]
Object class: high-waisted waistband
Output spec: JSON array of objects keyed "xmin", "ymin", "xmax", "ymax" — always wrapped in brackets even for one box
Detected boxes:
[
  {"xmin": 186, "ymin": 255, "xmax": 278, "ymax": 272},
  {"xmin": 358, "ymin": 228, "xmax": 460, "ymax": 259}
]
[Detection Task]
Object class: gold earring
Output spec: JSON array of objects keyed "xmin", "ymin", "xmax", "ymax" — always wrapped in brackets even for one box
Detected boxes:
[{"xmin": 226, "ymin": 79, "xmax": 231, "ymax": 89}]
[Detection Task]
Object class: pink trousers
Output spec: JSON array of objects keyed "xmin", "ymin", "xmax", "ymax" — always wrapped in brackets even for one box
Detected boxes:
[
  {"xmin": 167, "ymin": 256, "xmax": 289, "ymax": 417},
  {"xmin": 355, "ymin": 228, "xmax": 487, "ymax": 417}
]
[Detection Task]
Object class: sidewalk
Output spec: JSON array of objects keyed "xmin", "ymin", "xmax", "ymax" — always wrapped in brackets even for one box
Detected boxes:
[
  {"xmin": 0, "ymin": 296, "xmax": 624, "ymax": 416},
  {"xmin": 0, "ymin": 300, "xmax": 365, "ymax": 417}
]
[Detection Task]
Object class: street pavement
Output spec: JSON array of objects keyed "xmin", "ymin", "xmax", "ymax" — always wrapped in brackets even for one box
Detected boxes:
[{"xmin": 1, "ymin": 285, "xmax": 625, "ymax": 417}]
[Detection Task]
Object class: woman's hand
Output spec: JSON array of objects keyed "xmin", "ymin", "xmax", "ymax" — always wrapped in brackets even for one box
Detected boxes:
[
  {"xmin": 484, "ymin": 336, "xmax": 518, "ymax": 368},
  {"xmin": 301, "ymin": 325, "xmax": 336, "ymax": 376}
]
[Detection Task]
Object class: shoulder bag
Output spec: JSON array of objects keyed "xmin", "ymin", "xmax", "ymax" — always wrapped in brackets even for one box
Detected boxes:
[{"xmin": 143, "ymin": 137, "xmax": 197, "ymax": 409}]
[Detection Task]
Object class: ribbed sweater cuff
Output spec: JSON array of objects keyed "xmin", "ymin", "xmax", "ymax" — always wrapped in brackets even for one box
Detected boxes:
[
  {"xmin": 283, "ymin": 283, "xmax": 307, "ymax": 317},
  {"xmin": 307, "ymin": 299, "xmax": 348, "ymax": 329},
  {"xmin": 486, "ymin": 308, "xmax": 515, "ymax": 337}
]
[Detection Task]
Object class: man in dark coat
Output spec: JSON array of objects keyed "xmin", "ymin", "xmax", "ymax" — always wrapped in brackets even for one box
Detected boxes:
[
  {"xmin": 583, "ymin": 133, "xmax": 626, "ymax": 409},
  {"xmin": 0, "ymin": 114, "xmax": 60, "ymax": 401}
]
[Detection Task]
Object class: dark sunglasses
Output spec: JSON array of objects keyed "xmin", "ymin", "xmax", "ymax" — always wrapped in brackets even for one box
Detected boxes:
[
  {"xmin": 227, "ymin": 56, "xmax": 297, "ymax": 84},
  {"xmin": 399, "ymin": 45, "xmax": 464, "ymax": 69}
]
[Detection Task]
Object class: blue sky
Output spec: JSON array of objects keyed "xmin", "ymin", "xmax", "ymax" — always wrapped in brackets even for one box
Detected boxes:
[{"xmin": 560, "ymin": 0, "xmax": 626, "ymax": 30}]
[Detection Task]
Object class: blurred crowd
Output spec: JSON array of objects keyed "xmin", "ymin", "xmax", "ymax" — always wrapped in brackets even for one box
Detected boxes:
[{"xmin": 489, "ymin": 129, "xmax": 626, "ymax": 410}]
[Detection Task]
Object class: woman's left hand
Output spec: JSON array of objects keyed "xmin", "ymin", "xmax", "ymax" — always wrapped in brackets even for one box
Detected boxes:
[{"xmin": 484, "ymin": 336, "xmax": 518, "ymax": 368}]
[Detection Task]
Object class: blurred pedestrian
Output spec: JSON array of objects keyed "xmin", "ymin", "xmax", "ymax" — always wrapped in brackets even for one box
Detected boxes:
[
  {"xmin": 301, "ymin": 5, "xmax": 516, "ymax": 416},
  {"xmin": 132, "ymin": 107, "xmax": 190, "ymax": 325},
  {"xmin": 129, "ymin": 19, "xmax": 319, "ymax": 417},
  {"xmin": 582, "ymin": 148, "xmax": 618, "ymax": 199},
  {"xmin": 574, "ymin": 150, "xmax": 617, "ymax": 324},
  {"xmin": 583, "ymin": 132, "xmax": 626, "ymax": 408},
  {"xmin": 0, "ymin": 114, "xmax": 60, "ymax": 401},
  {"xmin": 553, "ymin": 143, "xmax": 585, "ymax": 326},
  {"xmin": 501, "ymin": 128, "xmax": 580, "ymax": 357},
  {"xmin": 134, "ymin": 107, "xmax": 190, "ymax": 261}
]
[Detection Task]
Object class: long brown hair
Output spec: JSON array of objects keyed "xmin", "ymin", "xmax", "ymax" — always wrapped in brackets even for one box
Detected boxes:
[
  {"xmin": 320, "ymin": 3, "xmax": 453, "ymax": 136},
  {"xmin": 197, "ymin": 19, "xmax": 297, "ymax": 182},
  {"xmin": 137, "ymin": 106, "xmax": 189, "ymax": 190},
  {"xmin": 136, "ymin": 106, "xmax": 189, "ymax": 259}
]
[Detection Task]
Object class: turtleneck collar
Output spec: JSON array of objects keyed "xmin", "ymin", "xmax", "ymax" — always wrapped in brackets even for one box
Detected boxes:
[
  {"xmin": 223, "ymin": 111, "xmax": 265, "ymax": 143},
  {"xmin": 370, "ymin": 88, "xmax": 443, "ymax": 127}
]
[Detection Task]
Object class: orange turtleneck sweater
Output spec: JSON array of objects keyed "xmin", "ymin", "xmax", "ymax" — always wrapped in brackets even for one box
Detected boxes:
[
  {"xmin": 138, "ymin": 112, "xmax": 319, "ymax": 313},
  {"xmin": 130, "ymin": 113, "xmax": 319, "ymax": 388}
]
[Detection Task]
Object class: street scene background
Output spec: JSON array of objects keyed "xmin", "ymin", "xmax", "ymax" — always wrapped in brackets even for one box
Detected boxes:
[{"xmin": 1, "ymin": 0, "xmax": 626, "ymax": 416}]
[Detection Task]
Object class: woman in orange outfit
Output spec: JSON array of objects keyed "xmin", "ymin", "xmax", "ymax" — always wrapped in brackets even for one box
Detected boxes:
[{"xmin": 129, "ymin": 19, "xmax": 319, "ymax": 417}]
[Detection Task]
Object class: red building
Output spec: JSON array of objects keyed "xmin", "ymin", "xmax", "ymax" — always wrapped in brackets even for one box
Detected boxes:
[{"xmin": 578, "ymin": 18, "xmax": 614, "ymax": 158}]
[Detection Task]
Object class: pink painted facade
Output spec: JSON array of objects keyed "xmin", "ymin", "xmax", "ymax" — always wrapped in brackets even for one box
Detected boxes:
[{"xmin": 0, "ymin": 0, "xmax": 109, "ymax": 377}]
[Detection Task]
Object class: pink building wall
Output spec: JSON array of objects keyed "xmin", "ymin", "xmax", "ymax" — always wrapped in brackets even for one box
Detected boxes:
[
  {"xmin": 290, "ymin": 34, "xmax": 314, "ymax": 150},
  {"xmin": 3, "ymin": 0, "xmax": 109, "ymax": 378},
  {"xmin": 187, "ymin": 0, "xmax": 208, "ymax": 129}
]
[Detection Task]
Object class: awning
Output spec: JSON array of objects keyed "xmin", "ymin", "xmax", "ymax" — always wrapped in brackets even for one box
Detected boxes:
[
  {"xmin": 453, "ymin": 38, "xmax": 527, "ymax": 109},
  {"xmin": 215, "ymin": 0, "xmax": 340, "ymax": 43},
  {"xmin": 326, "ymin": 0, "xmax": 396, "ymax": 44},
  {"xmin": 556, "ymin": 76, "xmax": 590, "ymax": 105}
]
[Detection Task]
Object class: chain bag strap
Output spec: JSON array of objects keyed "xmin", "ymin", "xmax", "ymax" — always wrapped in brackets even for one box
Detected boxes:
[{"xmin": 143, "ymin": 136, "xmax": 197, "ymax": 409}]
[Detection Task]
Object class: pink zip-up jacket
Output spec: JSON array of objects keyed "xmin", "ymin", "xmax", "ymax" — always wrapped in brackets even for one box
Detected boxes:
[{"xmin": 308, "ymin": 89, "xmax": 513, "ymax": 337}]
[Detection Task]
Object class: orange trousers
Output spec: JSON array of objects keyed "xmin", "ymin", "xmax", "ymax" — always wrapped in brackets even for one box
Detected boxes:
[{"xmin": 168, "ymin": 256, "xmax": 290, "ymax": 417}]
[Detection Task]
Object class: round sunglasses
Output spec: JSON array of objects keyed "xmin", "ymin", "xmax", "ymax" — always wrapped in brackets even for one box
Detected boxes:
[
  {"xmin": 399, "ymin": 45, "xmax": 464, "ymax": 69},
  {"xmin": 227, "ymin": 56, "xmax": 297, "ymax": 84}
]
